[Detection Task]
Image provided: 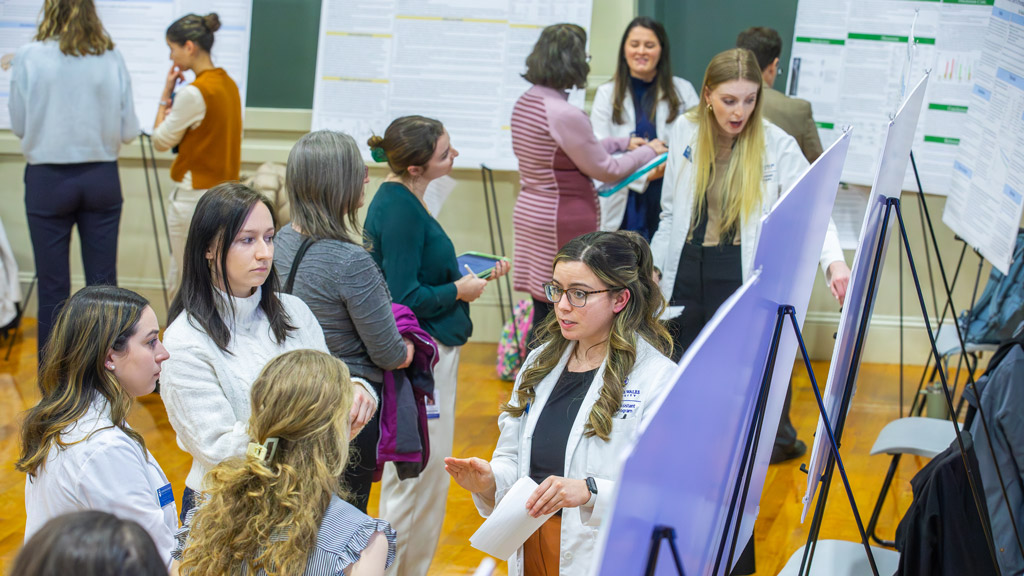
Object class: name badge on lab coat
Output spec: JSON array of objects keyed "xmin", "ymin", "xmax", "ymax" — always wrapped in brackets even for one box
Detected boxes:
[
  {"xmin": 157, "ymin": 483, "xmax": 174, "ymax": 508},
  {"xmin": 763, "ymin": 162, "xmax": 777, "ymax": 182},
  {"xmin": 615, "ymin": 387, "xmax": 642, "ymax": 419}
]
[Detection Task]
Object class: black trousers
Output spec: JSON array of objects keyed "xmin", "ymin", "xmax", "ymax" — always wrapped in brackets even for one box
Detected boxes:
[
  {"xmin": 344, "ymin": 380, "xmax": 383, "ymax": 513},
  {"xmin": 25, "ymin": 162, "xmax": 122, "ymax": 356},
  {"xmin": 664, "ymin": 243, "xmax": 743, "ymax": 362}
]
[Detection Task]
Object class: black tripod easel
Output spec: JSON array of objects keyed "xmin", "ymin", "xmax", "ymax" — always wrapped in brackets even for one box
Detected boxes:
[
  {"xmin": 639, "ymin": 303, "xmax": 881, "ymax": 576},
  {"xmin": 866, "ymin": 151, "xmax": 991, "ymax": 547},
  {"xmin": 480, "ymin": 165, "xmax": 521, "ymax": 358},
  {"xmin": 796, "ymin": 190, "xmax": 1004, "ymax": 576},
  {"xmin": 138, "ymin": 132, "xmax": 173, "ymax": 314}
]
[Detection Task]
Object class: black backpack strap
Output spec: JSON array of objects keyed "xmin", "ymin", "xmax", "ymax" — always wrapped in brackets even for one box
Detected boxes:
[{"xmin": 284, "ymin": 237, "xmax": 317, "ymax": 295}]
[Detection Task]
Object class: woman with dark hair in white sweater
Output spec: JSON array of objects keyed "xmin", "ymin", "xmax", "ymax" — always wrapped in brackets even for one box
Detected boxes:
[{"xmin": 159, "ymin": 182, "xmax": 378, "ymax": 523}]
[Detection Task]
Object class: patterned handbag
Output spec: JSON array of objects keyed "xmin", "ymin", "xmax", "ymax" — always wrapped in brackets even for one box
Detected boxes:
[{"xmin": 496, "ymin": 299, "xmax": 534, "ymax": 381}]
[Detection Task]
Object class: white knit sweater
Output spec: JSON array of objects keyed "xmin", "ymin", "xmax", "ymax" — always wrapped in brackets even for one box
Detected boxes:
[{"xmin": 160, "ymin": 288, "xmax": 330, "ymax": 489}]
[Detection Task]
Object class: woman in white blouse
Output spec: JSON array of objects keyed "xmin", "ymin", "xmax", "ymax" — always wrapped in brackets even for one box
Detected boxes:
[
  {"xmin": 18, "ymin": 286, "xmax": 176, "ymax": 564},
  {"xmin": 159, "ymin": 183, "xmax": 378, "ymax": 524}
]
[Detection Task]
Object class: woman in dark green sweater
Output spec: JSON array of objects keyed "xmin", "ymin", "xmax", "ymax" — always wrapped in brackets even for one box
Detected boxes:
[{"xmin": 364, "ymin": 115, "xmax": 508, "ymax": 576}]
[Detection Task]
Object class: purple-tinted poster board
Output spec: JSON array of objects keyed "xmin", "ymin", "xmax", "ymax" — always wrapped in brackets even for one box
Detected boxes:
[
  {"xmin": 594, "ymin": 130, "xmax": 851, "ymax": 576},
  {"xmin": 801, "ymin": 74, "xmax": 929, "ymax": 520}
]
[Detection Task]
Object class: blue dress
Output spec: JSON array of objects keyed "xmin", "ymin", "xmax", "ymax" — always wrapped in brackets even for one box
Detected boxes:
[{"xmin": 622, "ymin": 75, "xmax": 665, "ymax": 241}]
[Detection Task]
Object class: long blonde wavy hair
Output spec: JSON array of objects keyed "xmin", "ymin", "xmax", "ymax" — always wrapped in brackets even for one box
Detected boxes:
[
  {"xmin": 503, "ymin": 231, "xmax": 671, "ymax": 441},
  {"xmin": 17, "ymin": 286, "xmax": 150, "ymax": 477},
  {"xmin": 178, "ymin": 350, "xmax": 354, "ymax": 576},
  {"xmin": 35, "ymin": 0, "xmax": 114, "ymax": 56},
  {"xmin": 688, "ymin": 48, "xmax": 766, "ymax": 240}
]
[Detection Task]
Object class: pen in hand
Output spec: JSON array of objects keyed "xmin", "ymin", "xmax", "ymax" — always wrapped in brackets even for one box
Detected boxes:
[{"xmin": 464, "ymin": 264, "xmax": 475, "ymax": 277}]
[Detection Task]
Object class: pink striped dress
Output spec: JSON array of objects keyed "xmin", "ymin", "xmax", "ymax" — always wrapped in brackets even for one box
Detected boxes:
[{"xmin": 511, "ymin": 85, "xmax": 657, "ymax": 299}]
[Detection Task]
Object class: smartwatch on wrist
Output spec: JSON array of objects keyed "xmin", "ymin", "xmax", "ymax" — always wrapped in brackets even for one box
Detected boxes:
[{"xmin": 585, "ymin": 476, "xmax": 598, "ymax": 497}]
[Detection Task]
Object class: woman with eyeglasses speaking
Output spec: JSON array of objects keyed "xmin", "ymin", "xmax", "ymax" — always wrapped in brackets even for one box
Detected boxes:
[{"xmin": 445, "ymin": 230, "xmax": 676, "ymax": 576}]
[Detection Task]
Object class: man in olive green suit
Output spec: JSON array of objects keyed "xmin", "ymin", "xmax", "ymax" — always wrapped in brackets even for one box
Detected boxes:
[{"xmin": 738, "ymin": 26, "xmax": 823, "ymax": 163}]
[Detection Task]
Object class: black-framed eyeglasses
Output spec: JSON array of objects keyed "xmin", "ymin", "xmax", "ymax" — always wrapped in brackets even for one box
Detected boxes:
[{"xmin": 543, "ymin": 282, "xmax": 622, "ymax": 308}]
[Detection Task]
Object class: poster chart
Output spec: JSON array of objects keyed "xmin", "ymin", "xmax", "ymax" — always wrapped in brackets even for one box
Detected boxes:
[
  {"xmin": 311, "ymin": 0, "xmax": 592, "ymax": 168},
  {"xmin": 942, "ymin": 0, "xmax": 1024, "ymax": 275},
  {"xmin": 788, "ymin": 0, "xmax": 992, "ymax": 195},
  {"xmin": 0, "ymin": 0, "xmax": 251, "ymax": 133}
]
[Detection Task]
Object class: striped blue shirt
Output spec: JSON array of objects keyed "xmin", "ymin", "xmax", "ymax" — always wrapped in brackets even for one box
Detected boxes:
[{"xmin": 172, "ymin": 495, "xmax": 397, "ymax": 574}]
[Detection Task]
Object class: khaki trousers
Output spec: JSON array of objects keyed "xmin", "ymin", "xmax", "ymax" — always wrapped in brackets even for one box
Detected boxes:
[
  {"xmin": 379, "ymin": 344, "xmax": 460, "ymax": 576},
  {"xmin": 166, "ymin": 184, "xmax": 207, "ymax": 294}
]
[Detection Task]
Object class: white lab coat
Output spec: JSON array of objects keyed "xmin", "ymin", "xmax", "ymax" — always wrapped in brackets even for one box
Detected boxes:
[
  {"xmin": 472, "ymin": 337, "xmax": 676, "ymax": 576},
  {"xmin": 650, "ymin": 117, "xmax": 845, "ymax": 301},
  {"xmin": 591, "ymin": 76, "xmax": 700, "ymax": 231},
  {"xmin": 24, "ymin": 398, "xmax": 178, "ymax": 564}
]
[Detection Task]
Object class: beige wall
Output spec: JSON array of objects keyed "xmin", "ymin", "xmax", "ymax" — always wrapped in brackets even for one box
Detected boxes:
[{"xmin": 0, "ymin": 0, "xmax": 999, "ymax": 364}]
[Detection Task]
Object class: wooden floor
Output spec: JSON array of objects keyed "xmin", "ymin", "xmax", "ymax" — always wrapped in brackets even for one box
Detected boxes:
[{"xmin": 0, "ymin": 319, "xmax": 965, "ymax": 575}]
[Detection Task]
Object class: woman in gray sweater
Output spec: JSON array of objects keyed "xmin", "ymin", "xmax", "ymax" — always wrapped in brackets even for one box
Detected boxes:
[{"xmin": 275, "ymin": 130, "xmax": 413, "ymax": 512}]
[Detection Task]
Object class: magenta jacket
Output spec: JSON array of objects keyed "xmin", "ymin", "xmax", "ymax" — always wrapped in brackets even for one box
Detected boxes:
[{"xmin": 374, "ymin": 303, "xmax": 439, "ymax": 480}]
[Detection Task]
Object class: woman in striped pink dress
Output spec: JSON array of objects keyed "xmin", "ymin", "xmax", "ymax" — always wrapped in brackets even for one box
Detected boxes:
[{"xmin": 511, "ymin": 23, "xmax": 667, "ymax": 345}]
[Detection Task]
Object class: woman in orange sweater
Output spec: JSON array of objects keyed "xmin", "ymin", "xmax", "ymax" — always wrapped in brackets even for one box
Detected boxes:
[{"xmin": 152, "ymin": 12, "xmax": 242, "ymax": 290}]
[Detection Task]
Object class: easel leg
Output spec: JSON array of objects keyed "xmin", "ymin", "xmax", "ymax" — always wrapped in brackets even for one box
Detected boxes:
[
  {"xmin": 139, "ymin": 134, "xmax": 170, "ymax": 314},
  {"xmin": 712, "ymin": 306, "xmax": 788, "ymax": 576},
  {"xmin": 786, "ymin": 308, "xmax": 881, "ymax": 576},
  {"xmin": 893, "ymin": 200, "xmax": 1010, "ymax": 573},
  {"xmin": 799, "ymin": 199, "xmax": 896, "ymax": 576},
  {"xmin": 645, "ymin": 526, "xmax": 686, "ymax": 576}
]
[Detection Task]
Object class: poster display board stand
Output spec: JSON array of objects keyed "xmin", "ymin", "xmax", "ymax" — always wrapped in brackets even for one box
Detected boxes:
[
  {"xmin": 479, "ymin": 165, "xmax": 518, "ymax": 351},
  {"xmin": 643, "ymin": 526, "xmax": 686, "ymax": 576},
  {"xmin": 138, "ymin": 133, "xmax": 172, "ymax": 315},
  {"xmin": 796, "ymin": 194, "xmax": 1000, "ymax": 576}
]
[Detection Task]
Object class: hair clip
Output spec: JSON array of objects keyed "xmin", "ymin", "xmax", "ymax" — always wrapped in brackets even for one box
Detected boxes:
[
  {"xmin": 370, "ymin": 146, "xmax": 388, "ymax": 163},
  {"xmin": 246, "ymin": 437, "xmax": 279, "ymax": 463}
]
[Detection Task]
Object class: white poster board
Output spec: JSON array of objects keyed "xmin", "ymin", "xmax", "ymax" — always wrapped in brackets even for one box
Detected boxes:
[
  {"xmin": 802, "ymin": 75, "xmax": 929, "ymax": 520},
  {"xmin": 310, "ymin": 0, "xmax": 592, "ymax": 168},
  {"xmin": 595, "ymin": 131, "xmax": 851, "ymax": 576},
  {"xmin": 788, "ymin": 0, "xmax": 992, "ymax": 196},
  {"xmin": 942, "ymin": 0, "xmax": 1024, "ymax": 275},
  {"xmin": 0, "ymin": 0, "xmax": 251, "ymax": 133}
]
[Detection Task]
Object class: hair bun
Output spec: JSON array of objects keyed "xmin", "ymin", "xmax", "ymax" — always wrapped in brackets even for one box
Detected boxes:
[
  {"xmin": 366, "ymin": 135, "xmax": 388, "ymax": 162},
  {"xmin": 202, "ymin": 13, "xmax": 221, "ymax": 33}
]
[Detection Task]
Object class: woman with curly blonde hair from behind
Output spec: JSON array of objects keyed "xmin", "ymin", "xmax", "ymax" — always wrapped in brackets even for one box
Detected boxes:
[{"xmin": 171, "ymin": 349, "xmax": 396, "ymax": 576}]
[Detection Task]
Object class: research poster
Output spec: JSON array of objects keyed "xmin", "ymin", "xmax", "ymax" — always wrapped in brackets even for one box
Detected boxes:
[
  {"xmin": 788, "ymin": 0, "xmax": 993, "ymax": 196},
  {"xmin": 942, "ymin": 0, "xmax": 1024, "ymax": 274},
  {"xmin": 311, "ymin": 0, "xmax": 593, "ymax": 168},
  {"xmin": 0, "ymin": 0, "xmax": 251, "ymax": 134}
]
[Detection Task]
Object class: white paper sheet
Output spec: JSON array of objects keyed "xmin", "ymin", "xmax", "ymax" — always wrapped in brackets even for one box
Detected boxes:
[
  {"xmin": 311, "ymin": 0, "xmax": 593, "ymax": 167},
  {"xmin": 470, "ymin": 477, "xmax": 555, "ymax": 560},
  {"xmin": 660, "ymin": 305, "xmax": 685, "ymax": 321},
  {"xmin": 788, "ymin": 0, "xmax": 992, "ymax": 195},
  {"xmin": 424, "ymin": 175, "xmax": 456, "ymax": 218},
  {"xmin": 942, "ymin": 0, "xmax": 1024, "ymax": 275},
  {"xmin": 831, "ymin": 185, "xmax": 870, "ymax": 250}
]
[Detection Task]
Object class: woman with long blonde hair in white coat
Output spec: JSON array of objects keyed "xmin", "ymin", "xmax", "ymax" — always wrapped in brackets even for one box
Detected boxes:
[{"xmin": 650, "ymin": 48, "xmax": 850, "ymax": 363}]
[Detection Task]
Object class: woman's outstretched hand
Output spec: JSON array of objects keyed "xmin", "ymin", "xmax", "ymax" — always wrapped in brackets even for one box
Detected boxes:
[{"xmin": 444, "ymin": 456, "xmax": 497, "ymax": 496}]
